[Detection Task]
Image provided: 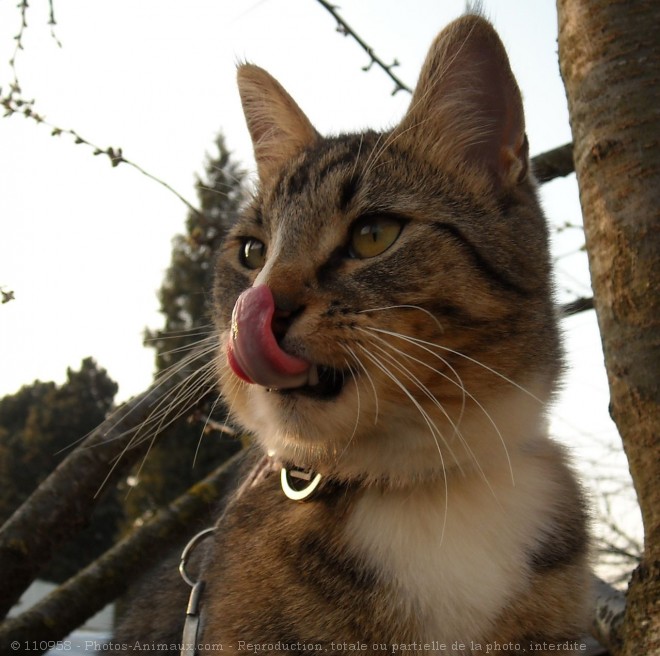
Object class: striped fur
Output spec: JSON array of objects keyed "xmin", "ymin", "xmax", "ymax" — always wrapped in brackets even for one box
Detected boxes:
[
  {"xmin": 113, "ymin": 14, "xmax": 592, "ymax": 656},
  {"xmin": 207, "ymin": 14, "xmax": 591, "ymax": 655}
]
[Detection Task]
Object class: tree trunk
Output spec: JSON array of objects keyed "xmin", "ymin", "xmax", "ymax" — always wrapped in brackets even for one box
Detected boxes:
[{"xmin": 557, "ymin": 2, "xmax": 660, "ymax": 655}]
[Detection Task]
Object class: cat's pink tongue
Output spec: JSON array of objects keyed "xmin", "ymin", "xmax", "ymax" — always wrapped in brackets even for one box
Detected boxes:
[{"xmin": 227, "ymin": 285, "xmax": 310, "ymax": 389}]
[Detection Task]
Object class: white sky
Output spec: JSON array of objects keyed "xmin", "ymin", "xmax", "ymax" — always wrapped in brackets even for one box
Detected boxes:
[{"xmin": 0, "ymin": 1, "xmax": 640, "ymax": 561}]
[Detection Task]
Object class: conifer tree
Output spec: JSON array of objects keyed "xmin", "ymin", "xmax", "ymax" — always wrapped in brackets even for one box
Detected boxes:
[
  {"xmin": 126, "ymin": 134, "xmax": 245, "ymax": 522},
  {"xmin": 0, "ymin": 358, "xmax": 120, "ymax": 582}
]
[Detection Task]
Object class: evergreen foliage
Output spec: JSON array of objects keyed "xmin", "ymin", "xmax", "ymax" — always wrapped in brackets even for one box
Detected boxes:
[
  {"xmin": 126, "ymin": 134, "xmax": 246, "ymax": 523},
  {"xmin": 0, "ymin": 357, "xmax": 120, "ymax": 583}
]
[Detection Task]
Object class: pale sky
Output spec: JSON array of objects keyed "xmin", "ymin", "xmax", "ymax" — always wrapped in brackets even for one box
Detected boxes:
[{"xmin": 0, "ymin": 1, "xmax": 640, "ymax": 559}]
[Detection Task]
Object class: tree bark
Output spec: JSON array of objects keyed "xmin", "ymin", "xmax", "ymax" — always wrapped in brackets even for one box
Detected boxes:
[
  {"xmin": 0, "ymin": 380, "xmax": 180, "ymax": 618},
  {"xmin": 0, "ymin": 451, "xmax": 245, "ymax": 655},
  {"xmin": 557, "ymin": 2, "xmax": 660, "ymax": 655}
]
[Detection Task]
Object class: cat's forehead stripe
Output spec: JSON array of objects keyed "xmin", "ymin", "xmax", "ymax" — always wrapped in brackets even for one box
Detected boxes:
[
  {"xmin": 276, "ymin": 136, "xmax": 370, "ymax": 203},
  {"xmin": 237, "ymin": 204, "xmax": 264, "ymax": 233},
  {"xmin": 338, "ymin": 173, "xmax": 360, "ymax": 213}
]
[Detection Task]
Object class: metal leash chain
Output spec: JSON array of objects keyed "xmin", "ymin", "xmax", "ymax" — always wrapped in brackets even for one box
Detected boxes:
[
  {"xmin": 179, "ymin": 527, "xmax": 216, "ymax": 656},
  {"xmin": 177, "ymin": 457, "xmax": 321, "ymax": 655}
]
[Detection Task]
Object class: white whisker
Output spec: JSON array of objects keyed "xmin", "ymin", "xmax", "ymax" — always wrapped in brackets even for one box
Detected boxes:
[
  {"xmin": 367, "ymin": 326, "xmax": 543, "ymax": 405},
  {"xmin": 335, "ymin": 356, "xmax": 362, "ymax": 466},
  {"xmin": 362, "ymin": 330, "xmax": 502, "ymax": 496},
  {"xmin": 357, "ymin": 343, "xmax": 449, "ymax": 543},
  {"xmin": 342, "ymin": 344, "xmax": 380, "ymax": 424},
  {"xmin": 362, "ymin": 337, "xmax": 464, "ymax": 475},
  {"xmin": 92, "ymin": 353, "xmax": 220, "ymax": 498},
  {"xmin": 193, "ymin": 391, "xmax": 227, "ymax": 469},
  {"xmin": 358, "ymin": 304, "xmax": 444, "ymax": 334},
  {"xmin": 362, "ymin": 326, "xmax": 514, "ymax": 486}
]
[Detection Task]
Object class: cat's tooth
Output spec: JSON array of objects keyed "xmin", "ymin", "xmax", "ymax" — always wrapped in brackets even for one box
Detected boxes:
[{"xmin": 308, "ymin": 365, "xmax": 319, "ymax": 387}]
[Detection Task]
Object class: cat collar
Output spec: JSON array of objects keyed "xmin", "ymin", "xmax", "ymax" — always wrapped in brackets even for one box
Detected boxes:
[{"xmin": 280, "ymin": 465, "xmax": 323, "ymax": 501}]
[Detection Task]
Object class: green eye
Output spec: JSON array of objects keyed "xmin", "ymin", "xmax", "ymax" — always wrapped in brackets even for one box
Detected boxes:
[
  {"xmin": 240, "ymin": 238, "xmax": 266, "ymax": 269},
  {"xmin": 349, "ymin": 216, "xmax": 403, "ymax": 259}
]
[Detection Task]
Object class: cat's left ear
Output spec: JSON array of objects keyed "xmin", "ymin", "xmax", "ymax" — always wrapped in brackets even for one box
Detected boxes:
[
  {"xmin": 237, "ymin": 64, "xmax": 319, "ymax": 185},
  {"xmin": 397, "ymin": 15, "xmax": 528, "ymax": 190}
]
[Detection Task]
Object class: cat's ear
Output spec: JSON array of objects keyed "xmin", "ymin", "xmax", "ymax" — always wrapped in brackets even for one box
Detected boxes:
[
  {"xmin": 397, "ymin": 15, "xmax": 528, "ymax": 189},
  {"xmin": 237, "ymin": 64, "xmax": 319, "ymax": 185}
]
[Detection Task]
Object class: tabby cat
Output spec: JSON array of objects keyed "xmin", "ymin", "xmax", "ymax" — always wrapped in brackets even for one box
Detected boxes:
[{"xmin": 113, "ymin": 13, "xmax": 590, "ymax": 656}]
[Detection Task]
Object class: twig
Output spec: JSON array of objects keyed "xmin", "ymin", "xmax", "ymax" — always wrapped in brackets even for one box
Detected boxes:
[
  {"xmin": 47, "ymin": 0, "xmax": 62, "ymax": 47},
  {"xmin": 315, "ymin": 2, "xmax": 578, "ymax": 189},
  {"xmin": 1, "ymin": 1, "xmax": 203, "ymax": 221},
  {"xmin": 315, "ymin": 0, "xmax": 412, "ymax": 95},
  {"xmin": 6, "ymin": 0, "xmax": 60, "ymax": 104},
  {"xmin": 7, "ymin": 0, "xmax": 29, "ymax": 104},
  {"xmin": 561, "ymin": 296, "xmax": 594, "ymax": 317},
  {"xmin": 0, "ymin": 96, "xmax": 204, "ymax": 220},
  {"xmin": 3, "ymin": 0, "xmax": 575, "ymax": 221},
  {"xmin": 1, "ymin": 288, "xmax": 15, "ymax": 304},
  {"xmin": 598, "ymin": 542, "xmax": 641, "ymax": 566},
  {"xmin": 595, "ymin": 499, "xmax": 643, "ymax": 567}
]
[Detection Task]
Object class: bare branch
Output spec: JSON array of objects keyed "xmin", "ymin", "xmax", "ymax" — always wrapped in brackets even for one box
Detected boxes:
[
  {"xmin": 560, "ymin": 296, "xmax": 594, "ymax": 317},
  {"xmin": 313, "ymin": 0, "xmax": 578, "ymax": 193},
  {"xmin": 531, "ymin": 142, "xmax": 575, "ymax": 183},
  {"xmin": 1, "ymin": 2, "xmax": 203, "ymax": 221},
  {"xmin": 7, "ymin": 0, "xmax": 29, "ymax": 103},
  {"xmin": 0, "ymin": 450, "xmax": 245, "ymax": 652},
  {"xmin": 315, "ymin": 0, "xmax": 412, "ymax": 95},
  {"xmin": 2, "ymin": 105, "xmax": 204, "ymax": 220},
  {"xmin": 0, "ymin": 380, "xmax": 179, "ymax": 618}
]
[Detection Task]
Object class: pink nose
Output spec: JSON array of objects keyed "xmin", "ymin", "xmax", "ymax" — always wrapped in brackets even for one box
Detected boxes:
[{"xmin": 226, "ymin": 284, "xmax": 310, "ymax": 389}]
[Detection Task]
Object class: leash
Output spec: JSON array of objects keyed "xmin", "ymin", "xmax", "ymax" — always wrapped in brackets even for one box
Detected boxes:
[
  {"xmin": 178, "ymin": 457, "xmax": 323, "ymax": 654},
  {"xmin": 179, "ymin": 527, "xmax": 216, "ymax": 656}
]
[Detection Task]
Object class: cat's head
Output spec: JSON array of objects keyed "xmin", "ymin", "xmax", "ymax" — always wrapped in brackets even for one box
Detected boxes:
[{"xmin": 213, "ymin": 15, "xmax": 560, "ymax": 486}]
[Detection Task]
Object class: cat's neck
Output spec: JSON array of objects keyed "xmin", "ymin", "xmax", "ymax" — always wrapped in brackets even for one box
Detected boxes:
[
  {"xmin": 258, "ymin": 380, "xmax": 552, "ymax": 490},
  {"xmin": 342, "ymin": 437, "xmax": 567, "ymax": 645}
]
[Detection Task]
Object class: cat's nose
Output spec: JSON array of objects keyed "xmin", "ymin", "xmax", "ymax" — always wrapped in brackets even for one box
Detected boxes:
[{"xmin": 271, "ymin": 293, "xmax": 305, "ymax": 342}]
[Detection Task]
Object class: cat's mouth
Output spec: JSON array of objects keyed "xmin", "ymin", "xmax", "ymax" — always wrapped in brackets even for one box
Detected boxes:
[
  {"xmin": 227, "ymin": 285, "xmax": 351, "ymax": 399},
  {"xmin": 275, "ymin": 364, "xmax": 349, "ymax": 400}
]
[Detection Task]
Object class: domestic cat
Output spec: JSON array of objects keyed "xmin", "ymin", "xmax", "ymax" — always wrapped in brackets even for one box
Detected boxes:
[{"xmin": 112, "ymin": 13, "xmax": 591, "ymax": 656}]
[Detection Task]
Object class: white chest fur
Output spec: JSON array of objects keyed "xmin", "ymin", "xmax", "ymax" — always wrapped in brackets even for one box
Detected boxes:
[{"xmin": 344, "ymin": 447, "xmax": 557, "ymax": 645}]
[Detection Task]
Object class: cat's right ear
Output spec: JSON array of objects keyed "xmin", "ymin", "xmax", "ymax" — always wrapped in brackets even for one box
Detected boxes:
[
  {"xmin": 237, "ymin": 64, "xmax": 319, "ymax": 185},
  {"xmin": 396, "ymin": 15, "xmax": 528, "ymax": 191}
]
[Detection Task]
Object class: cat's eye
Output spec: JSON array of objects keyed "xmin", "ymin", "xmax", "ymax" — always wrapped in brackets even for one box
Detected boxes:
[
  {"xmin": 349, "ymin": 216, "xmax": 403, "ymax": 259},
  {"xmin": 239, "ymin": 238, "xmax": 266, "ymax": 269}
]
